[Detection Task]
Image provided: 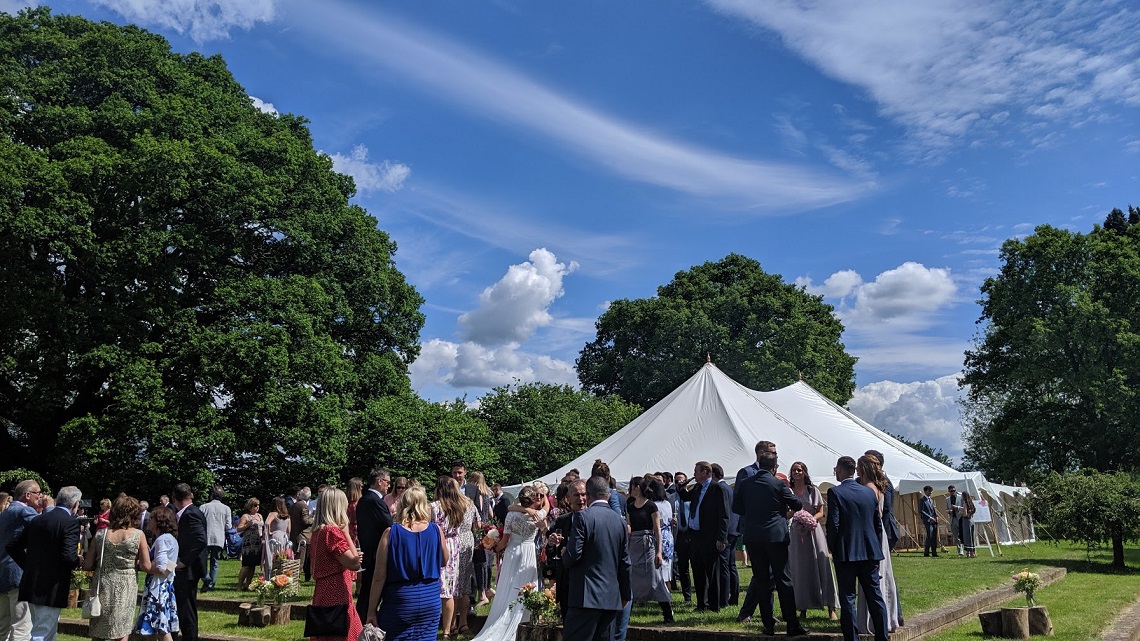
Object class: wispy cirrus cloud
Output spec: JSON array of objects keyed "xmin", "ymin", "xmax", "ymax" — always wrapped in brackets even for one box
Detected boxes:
[
  {"xmin": 88, "ymin": 0, "xmax": 276, "ymax": 43},
  {"xmin": 707, "ymin": 0, "xmax": 1140, "ymax": 155},
  {"xmin": 285, "ymin": 1, "xmax": 873, "ymax": 212}
]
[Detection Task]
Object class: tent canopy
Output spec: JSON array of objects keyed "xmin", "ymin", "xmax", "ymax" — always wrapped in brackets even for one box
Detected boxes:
[{"xmin": 523, "ymin": 363, "xmax": 1021, "ymax": 507}]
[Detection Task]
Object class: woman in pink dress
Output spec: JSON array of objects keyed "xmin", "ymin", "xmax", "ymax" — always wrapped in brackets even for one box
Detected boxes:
[{"xmin": 309, "ymin": 488, "xmax": 364, "ymax": 641}]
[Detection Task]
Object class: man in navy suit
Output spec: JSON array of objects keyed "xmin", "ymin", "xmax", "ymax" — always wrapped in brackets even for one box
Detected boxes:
[
  {"xmin": 0, "ymin": 479, "xmax": 43, "ymax": 641},
  {"xmin": 7, "ymin": 485, "xmax": 82, "ymax": 641},
  {"xmin": 562, "ymin": 476, "xmax": 632, "ymax": 641},
  {"xmin": 676, "ymin": 461, "xmax": 730, "ymax": 612},
  {"xmin": 355, "ymin": 468, "xmax": 393, "ymax": 620},
  {"xmin": 733, "ymin": 451, "xmax": 808, "ymax": 636},
  {"xmin": 919, "ymin": 486, "xmax": 938, "ymax": 557},
  {"xmin": 826, "ymin": 457, "xmax": 888, "ymax": 641},
  {"xmin": 172, "ymin": 483, "xmax": 208, "ymax": 641}
]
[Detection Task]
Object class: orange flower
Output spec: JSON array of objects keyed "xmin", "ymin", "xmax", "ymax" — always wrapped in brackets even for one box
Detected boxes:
[{"xmin": 273, "ymin": 575, "xmax": 290, "ymax": 588}]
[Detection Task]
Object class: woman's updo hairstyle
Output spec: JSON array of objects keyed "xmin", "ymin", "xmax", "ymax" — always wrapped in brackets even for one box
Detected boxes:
[{"xmin": 517, "ymin": 485, "xmax": 538, "ymax": 508}]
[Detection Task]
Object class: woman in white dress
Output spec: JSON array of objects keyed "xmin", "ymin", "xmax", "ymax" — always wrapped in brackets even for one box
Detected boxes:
[
  {"xmin": 470, "ymin": 486, "xmax": 546, "ymax": 641},
  {"xmin": 855, "ymin": 455, "xmax": 900, "ymax": 633}
]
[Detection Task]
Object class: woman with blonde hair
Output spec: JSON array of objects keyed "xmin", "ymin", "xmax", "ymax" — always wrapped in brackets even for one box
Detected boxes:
[
  {"xmin": 367, "ymin": 485, "xmax": 447, "ymax": 641},
  {"xmin": 385, "ymin": 477, "xmax": 409, "ymax": 514},
  {"xmin": 85, "ymin": 495, "xmax": 152, "ymax": 641},
  {"xmin": 432, "ymin": 476, "xmax": 477, "ymax": 637},
  {"xmin": 309, "ymin": 488, "xmax": 364, "ymax": 641},
  {"xmin": 856, "ymin": 455, "xmax": 900, "ymax": 633}
]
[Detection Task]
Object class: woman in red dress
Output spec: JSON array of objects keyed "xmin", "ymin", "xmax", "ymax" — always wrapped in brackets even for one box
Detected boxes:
[{"xmin": 310, "ymin": 488, "xmax": 365, "ymax": 641}]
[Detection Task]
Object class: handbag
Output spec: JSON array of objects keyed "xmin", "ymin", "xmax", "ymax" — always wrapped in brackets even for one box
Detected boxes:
[
  {"xmin": 81, "ymin": 529, "xmax": 107, "ymax": 618},
  {"xmin": 359, "ymin": 623, "xmax": 386, "ymax": 641},
  {"xmin": 302, "ymin": 528, "xmax": 349, "ymax": 637}
]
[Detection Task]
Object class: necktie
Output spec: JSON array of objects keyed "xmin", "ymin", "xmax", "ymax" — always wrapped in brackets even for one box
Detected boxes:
[{"xmin": 689, "ymin": 491, "xmax": 699, "ymax": 519}]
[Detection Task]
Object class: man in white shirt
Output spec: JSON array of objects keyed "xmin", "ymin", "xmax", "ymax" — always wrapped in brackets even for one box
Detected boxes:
[{"xmin": 199, "ymin": 486, "xmax": 232, "ymax": 593}]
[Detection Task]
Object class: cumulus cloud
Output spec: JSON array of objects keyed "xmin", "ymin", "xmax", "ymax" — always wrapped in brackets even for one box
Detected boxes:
[
  {"xmin": 848, "ymin": 374, "xmax": 966, "ymax": 460},
  {"xmin": 459, "ymin": 249, "xmax": 579, "ymax": 345},
  {"xmin": 409, "ymin": 339, "xmax": 578, "ymax": 391},
  {"xmin": 250, "ymin": 96, "xmax": 277, "ymax": 114},
  {"xmin": 799, "ymin": 262, "xmax": 956, "ymax": 329},
  {"xmin": 329, "ymin": 144, "xmax": 411, "ymax": 194},
  {"xmin": 706, "ymin": 0, "xmax": 1140, "ymax": 153},
  {"xmin": 88, "ymin": 0, "xmax": 276, "ymax": 43},
  {"xmin": 288, "ymin": 2, "xmax": 873, "ymax": 212}
]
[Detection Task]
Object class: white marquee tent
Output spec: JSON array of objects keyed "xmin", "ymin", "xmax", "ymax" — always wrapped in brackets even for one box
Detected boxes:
[{"xmin": 522, "ymin": 363, "xmax": 1033, "ymax": 545}]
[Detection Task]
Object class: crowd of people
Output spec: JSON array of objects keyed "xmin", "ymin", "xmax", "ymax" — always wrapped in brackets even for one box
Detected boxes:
[{"xmin": 0, "ymin": 449, "xmax": 982, "ymax": 641}]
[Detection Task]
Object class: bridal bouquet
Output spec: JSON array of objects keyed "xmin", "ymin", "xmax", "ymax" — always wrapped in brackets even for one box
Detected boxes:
[
  {"xmin": 1011, "ymin": 568, "xmax": 1042, "ymax": 606},
  {"xmin": 480, "ymin": 523, "xmax": 501, "ymax": 549},
  {"xmin": 791, "ymin": 509, "xmax": 818, "ymax": 531},
  {"xmin": 510, "ymin": 582, "xmax": 559, "ymax": 624}
]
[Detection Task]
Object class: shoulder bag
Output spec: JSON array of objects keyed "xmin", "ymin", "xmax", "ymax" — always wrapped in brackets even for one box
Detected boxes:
[
  {"xmin": 81, "ymin": 530, "xmax": 107, "ymax": 618},
  {"xmin": 303, "ymin": 528, "xmax": 350, "ymax": 637}
]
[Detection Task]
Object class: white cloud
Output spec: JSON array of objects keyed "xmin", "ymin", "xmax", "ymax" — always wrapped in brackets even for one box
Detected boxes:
[
  {"xmin": 459, "ymin": 249, "xmax": 578, "ymax": 345},
  {"xmin": 329, "ymin": 144, "xmax": 411, "ymax": 194},
  {"xmin": 848, "ymin": 374, "xmax": 965, "ymax": 460},
  {"xmin": 409, "ymin": 339, "xmax": 577, "ymax": 391},
  {"xmin": 707, "ymin": 0, "xmax": 1140, "ymax": 153},
  {"xmin": 800, "ymin": 262, "xmax": 956, "ymax": 329},
  {"xmin": 288, "ymin": 2, "xmax": 873, "ymax": 212},
  {"xmin": 0, "ymin": 1, "xmax": 38, "ymax": 14},
  {"xmin": 250, "ymin": 96, "xmax": 277, "ymax": 114},
  {"xmin": 89, "ymin": 0, "xmax": 276, "ymax": 43}
]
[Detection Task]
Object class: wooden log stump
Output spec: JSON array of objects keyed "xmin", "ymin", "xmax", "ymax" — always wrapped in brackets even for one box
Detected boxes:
[
  {"xmin": 270, "ymin": 604, "xmax": 291, "ymax": 625},
  {"xmin": 978, "ymin": 610, "xmax": 1003, "ymax": 637},
  {"xmin": 252, "ymin": 606, "xmax": 271, "ymax": 627},
  {"xmin": 67, "ymin": 589, "xmax": 79, "ymax": 609},
  {"xmin": 1001, "ymin": 607, "xmax": 1030, "ymax": 639},
  {"xmin": 516, "ymin": 622, "xmax": 562, "ymax": 641},
  {"xmin": 238, "ymin": 603, "xmax": 253, "ymax": 626},
  {"xmin": 1028, "ymin": 605, "xmax": 1054, "ymax": 636}
]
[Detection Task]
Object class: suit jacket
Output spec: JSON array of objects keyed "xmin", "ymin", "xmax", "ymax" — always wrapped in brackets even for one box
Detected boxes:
[
  {"xmin": 492, "ymin": 493, "xmax": 511, "ymax": 524},
  {"xmin": 563, "ymin": 503, "xmax": 631, "ymax": 610},
  {"xmin": 288, "ymin": 500, "xmax": 314, "ymax": 546},
  {"xmin": 919, "ymin": 495, "xmax": 937, "ymax": 524},
  {"xmin": 882, "ymin": 478, "xmax": 900, "ymax": 548},
  {"xmin": 7, "ymin": 506, "xmax": 81, "ymax": 607},
  {"xmin": 732, "ymin": 469, "xmax": 802, "ymax": 544},
  {"xmin": 825, "ymin": 478, "xmax": 883, "ymax": 563},
  {"xmin": 356, "ymin": 489, "xmax": 392, "ymax": 568},
  {"xmin": 719, "ymin": 480, "xmax": 741, "ymax": 539},
  {"xmin": 677, "ymin": 479, "xmax": 730, "ymax": 546},
  {"xmin": 176, "ymin": 504, "xmax": 209, "ymax": 581},
  {"xmin": 0, "ymin": 501, "xmax": 39, "ymax": 592},
  {"xmin": 546, "ymin": 512, "xmax": 576, "ymax": 609},
  {"xmin": 201, "ymin": 500, "xmax": 232, "ymax": 548}
]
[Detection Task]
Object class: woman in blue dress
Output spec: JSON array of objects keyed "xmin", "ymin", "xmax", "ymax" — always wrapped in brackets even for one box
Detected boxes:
[
  {"xmin": 135, "ymin": 506, "xmax": 180, "ymax": 641},
  {"xmin": 366, "ymin": 485, "xmax": 448, "ymax": 641}
]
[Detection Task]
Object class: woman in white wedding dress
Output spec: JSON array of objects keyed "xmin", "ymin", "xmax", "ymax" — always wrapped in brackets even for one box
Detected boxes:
[
  {"xmin": 855, "ymin": 455, "xmax": 900, "ymax": 634},
  {"xmin": 470, "ymin": 486, "xmax": 546, "ymax": 641}
]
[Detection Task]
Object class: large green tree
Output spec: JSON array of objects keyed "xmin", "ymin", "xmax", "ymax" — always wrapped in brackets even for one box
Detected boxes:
[
  {"xmin": 577, "ymin": 253, "xmax": 857, "ymax": 407},
  {"xmin": 0, "ymin": 9, "xmax": 424, "ymax": 500},
  {"xmin": 1028, "ymin": 470, "xmax": 1140, "ymax": 568},
  {"xmin": 476, "ymin": 382, "xmax": 643, "ymax": 485},
  {"xmin": 962, "ymin": 213, "xmax": 1140, "ymax": 481}
]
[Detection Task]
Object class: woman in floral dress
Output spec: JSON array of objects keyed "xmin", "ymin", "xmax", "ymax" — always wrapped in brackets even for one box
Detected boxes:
[
  {"xmin": 86, "ymin": 496, "xmax": 151, "ymax": 641},
  {"xmin": 136, "ymin": 506, "xmax": 179, "ymax": 641},
  {"xmin": 431, "ymin": 476, "xmax": 474, "ymax": 637}
]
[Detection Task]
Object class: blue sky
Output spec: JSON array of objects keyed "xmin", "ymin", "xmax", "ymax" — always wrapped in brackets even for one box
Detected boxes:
[{"xmin": 11, "ymin": 0, "xmax": 1140, "ymax": 462}]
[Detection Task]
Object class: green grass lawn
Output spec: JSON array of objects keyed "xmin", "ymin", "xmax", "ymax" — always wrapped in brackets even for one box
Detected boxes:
[{"xmin": 60, "ymin": 543, "xmax": 1140, "ymax": 639}]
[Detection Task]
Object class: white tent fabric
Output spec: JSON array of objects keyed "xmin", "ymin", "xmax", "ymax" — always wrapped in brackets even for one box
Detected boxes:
[{"xmin": 519, "ymin": 363, "xmax": 1032, "ymax": 544}]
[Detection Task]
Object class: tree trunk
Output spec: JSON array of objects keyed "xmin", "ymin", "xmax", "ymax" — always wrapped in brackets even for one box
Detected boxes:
[
  {"xmin": 1112, "ymin": 528, "xmax": 1124, "ymax": 568},
  {"xmin": 1001, "ymin": 607, "xmax": 1030, "ymax": 639}
]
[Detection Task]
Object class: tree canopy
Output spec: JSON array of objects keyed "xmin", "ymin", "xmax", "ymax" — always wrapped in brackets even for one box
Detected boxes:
[
  {"xmin": 1028, "ymin": 470, "xmax": 1140, "ymax": 568},
  {"xmin": 962, "ymin": 211, "xmax": 1140, "ymax": 481},
  {"xmin": 476, "ymin": 382, "xmax": 643, "ymax": 484},
  {"xmin": 577, "ymin": 253, "xmax": 857, "ymax": 408},
  {"xmin": 0, "ymin": 9, "xmax": 424, "ymax": 500}
]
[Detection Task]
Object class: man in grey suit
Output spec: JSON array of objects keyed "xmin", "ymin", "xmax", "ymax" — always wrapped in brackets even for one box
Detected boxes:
[
  {"xmin": 733, "ymin": 451, "xmax": 808, "ymax": 636},
  {"xmin": 562, "ymin": 476, "xmax": 632, "ymax": 641},
  {"xmin": 827, "ymin": 457, "xmax": 888, "ymax": 641}
]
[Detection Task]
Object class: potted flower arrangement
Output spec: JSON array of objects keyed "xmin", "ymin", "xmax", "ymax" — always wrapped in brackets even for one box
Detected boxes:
[
  {"xmin": 511, "ymin": 582, "xmax": 559, "ymax": 625},
  {"xmin": 246, "ymin": 571, "xmax": 298, "ymax": 625},
  {"xmin": 1011, "ymin": 568, "xmax": 1042, "ymax": 606}
]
